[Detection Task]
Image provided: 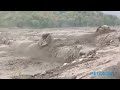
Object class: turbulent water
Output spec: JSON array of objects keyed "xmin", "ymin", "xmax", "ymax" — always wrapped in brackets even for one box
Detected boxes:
[{"xmin": 1, "ymin": 27, "xmax": 120, "ymax": 79}]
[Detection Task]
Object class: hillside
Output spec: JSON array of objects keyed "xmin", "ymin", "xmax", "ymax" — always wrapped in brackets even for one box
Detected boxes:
[{"xmin": 0, "ymin": 11, "xmax": 119, "ymax": 28}]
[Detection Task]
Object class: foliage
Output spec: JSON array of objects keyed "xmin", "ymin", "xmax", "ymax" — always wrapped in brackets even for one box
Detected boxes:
[{"xmin": 0, "ymin": 11, "xmax": 119, "ymax": 28}]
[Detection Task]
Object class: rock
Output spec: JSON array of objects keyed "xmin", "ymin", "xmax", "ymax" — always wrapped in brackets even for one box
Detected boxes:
[
  {"xmin": 71, "ymin": 60, "xmax": 77, "ymax": 64},
  {"xmin": 38, "ymin": 33, "xmax": 52, "ymax": 47},
  {"xmin": 78, "ymin": 58, "xmax": 84, "ymax": 62},
  {"xmin": 63, "ymin": 63, "xmax": 68, "ymax": 66},
  {"xmin": 95, "ymin": 25, "xmax": 115, "ymax": 35}
]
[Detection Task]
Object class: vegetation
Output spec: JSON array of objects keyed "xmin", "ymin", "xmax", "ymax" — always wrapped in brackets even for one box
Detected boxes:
[{"xmin": 0, "ymin": 11, "xmax": 119, "ymax": 28}]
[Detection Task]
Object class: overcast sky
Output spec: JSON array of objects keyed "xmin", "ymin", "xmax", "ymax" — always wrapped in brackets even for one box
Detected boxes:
[{"xmin": 102, "ymin": 11, "xmax": 120, "ymax": 17}]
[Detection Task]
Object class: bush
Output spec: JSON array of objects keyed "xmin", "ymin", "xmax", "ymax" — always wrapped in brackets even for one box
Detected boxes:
[{"xmin": 0, "ymin": 11, "xmax": 119, "ymax": 29}]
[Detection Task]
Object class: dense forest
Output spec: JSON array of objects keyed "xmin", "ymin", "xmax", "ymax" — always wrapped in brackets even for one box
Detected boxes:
[{"xmin": 0, "ymin": 11, "xmax": 119, "ymax": 28}]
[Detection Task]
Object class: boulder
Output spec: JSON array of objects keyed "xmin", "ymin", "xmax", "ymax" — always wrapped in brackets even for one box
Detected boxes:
[{"xmin": 95, "ymin": 25, "xmax": 116, "ymax": 35}]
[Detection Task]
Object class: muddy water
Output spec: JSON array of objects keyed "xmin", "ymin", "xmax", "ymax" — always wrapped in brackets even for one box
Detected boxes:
[
  {"xmin": 0, "ymin": 42, "xmax": 62, "ymax": 79},
  {"xmin": 0, "ymin": 27, "xmax": 98, "ymax": 79}
]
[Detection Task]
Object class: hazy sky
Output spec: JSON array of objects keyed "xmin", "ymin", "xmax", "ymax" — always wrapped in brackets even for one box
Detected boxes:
[{"xmin": 102, "ymin": 11, "xmax": 120, "ymax": 17}]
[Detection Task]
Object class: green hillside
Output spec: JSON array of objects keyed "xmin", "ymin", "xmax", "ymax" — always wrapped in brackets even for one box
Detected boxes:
[{"xmin": 0, "ymin": 11, "xmax": 119, "ymax": 28}]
